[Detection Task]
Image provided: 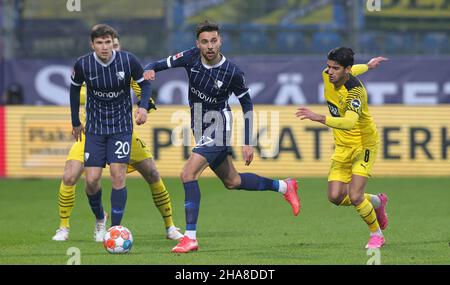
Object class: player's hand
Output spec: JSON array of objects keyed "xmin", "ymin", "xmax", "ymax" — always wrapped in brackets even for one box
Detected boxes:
[
  {"xmin": 367, "ymin": 56, "xmax": 388, "ymax": 69},
  {"xmin": 144, "ymin": 70, "xmax": 156, "ymax": 81},
  {"xmin": 72, "ymin": 124, "xmax": 84, "ymax": 142},
  {"xmin": 295, "ymin": 107, "xmax": 325, "ymax": 123},
  {"xmin": 135, "ymin": 107, "xmax": 148, "ymax": 125},
  {"xmin": 242, "ymin": 145, "xmax": 254, "ymax": 166}
]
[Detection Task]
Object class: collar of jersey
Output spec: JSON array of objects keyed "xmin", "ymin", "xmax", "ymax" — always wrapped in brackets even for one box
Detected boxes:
[
  {"xmin": 201, "ymin": 53, "xmax": 226, "ymax": 69},
  {"xmin": 93, "ymin": 50, "xmax": 116, "ymax": 67}
]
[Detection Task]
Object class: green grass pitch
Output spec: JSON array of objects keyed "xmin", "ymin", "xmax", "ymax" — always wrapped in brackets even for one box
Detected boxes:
[{"xmin": 0, "ymin": 177, "xmax": 449, "ymax": 265}]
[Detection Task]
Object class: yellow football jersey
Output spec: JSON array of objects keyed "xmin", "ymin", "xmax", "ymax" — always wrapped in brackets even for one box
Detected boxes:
[
  {"xmin": 322, "ymin": 66, "xmax": 379, "ymax": 147},
  {"xmin": 131, "ymin": 80, "xmax": 141, "ymax": 99},
  {"xmin": 79, "ymin": 84, "xmax": 87, "ymax": 124},
  {"xmin": 131, "ymin": 79, "xmax": 156, "ymax": 113}
]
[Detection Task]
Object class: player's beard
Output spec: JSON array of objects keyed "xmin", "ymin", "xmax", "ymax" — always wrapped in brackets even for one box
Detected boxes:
[{"xmin": 204, "ymin": 50, "xmax": 218, "ymax": 61}]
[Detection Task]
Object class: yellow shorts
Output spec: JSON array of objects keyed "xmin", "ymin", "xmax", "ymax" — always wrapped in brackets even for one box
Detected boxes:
[
  {"xmin": 66, "ymin": 131, "xmax": 153, "ymax": 173},
  {"xmin": 328, "ymin": 144, "xmax": 378, "ymax": 183}
]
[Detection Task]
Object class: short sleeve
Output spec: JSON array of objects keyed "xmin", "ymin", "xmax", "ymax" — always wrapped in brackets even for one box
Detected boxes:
[
  {"xmin": 128, "ymin": 53, "xmax": 145, "ymax": 83},
  {"xmin": 346, "ymin": 87, "xmax": 365, "ymax": 115}
]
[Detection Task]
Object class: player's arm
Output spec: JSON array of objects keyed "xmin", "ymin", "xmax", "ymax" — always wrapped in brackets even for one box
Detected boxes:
[
  {"xmin": 351, "ymin": 64, "xmax": 369, "ymax": 76},
  {"xmin": 351, "ymin": 56, "xmax": 388, "ymax": 76},
  {"xmin": 232, "ymin": 71, "xmax": 254, "ymax": 165},
  {"xmin": 131, "ymin": 80, "xmax": 156, "ymax": 113},
  {"xmin": 129, "ymin": 53, "xmax": 151, "ymax": 125},
  {"xmin": 296, "ymin": 88, "xmax": 363, "ymax": 130},
  {"xmin": 143, "ymin": 47, "xmax": 196, "ymax": 80},
  {"xmin": 239, "ymin": 93, "xmax": 254, "ymax": 166},
  {"xmin": 69, "ymin": 60, "xmax": 85, "ymax": 141},
  {"xmin": 295, "ymin": 107, "xmax": 358, "ymax": 130}
]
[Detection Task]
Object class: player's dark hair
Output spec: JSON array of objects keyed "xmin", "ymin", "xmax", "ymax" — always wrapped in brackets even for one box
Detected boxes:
[
  {"xmin": 196, "ymin": 20, "xmax": 219, "ymax": 38},
  {"xmin": 90, "ymin": 24, "xmax": 118, "ymax": 42},
  {"xmin": 327, "ymin": 47, "xmax": 355, "ymax": 68}
]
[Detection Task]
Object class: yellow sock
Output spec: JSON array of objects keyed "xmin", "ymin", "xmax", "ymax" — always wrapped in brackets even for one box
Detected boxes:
[
  {"xmin": 355, "ymin": 199, "xmax": 380, "ymax": 233},
  {"xmin": 58, "ymin": 182, "xmax": 76, "ymax": 228},
  {"xmin": 339, "ymin": 195, "xmax": 352, "ymax": 206},
  {"xmin": 149, "ymin": 179, "xmax": 175, "ymax": 229}
]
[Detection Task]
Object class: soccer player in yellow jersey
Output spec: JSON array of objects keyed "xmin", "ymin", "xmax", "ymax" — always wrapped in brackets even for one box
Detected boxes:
[
  {"xmin": 52, "ymin": 35, "xmax": 183, "ymax": 242},
  {"xmin": 296, "ymin": 47, "xmax": 389, "ymax": 249}
]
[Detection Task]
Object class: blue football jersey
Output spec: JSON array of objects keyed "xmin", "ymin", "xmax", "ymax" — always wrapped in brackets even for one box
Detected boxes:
[
  {"xmin": 148, "ymin": 47, "xmax": 250, "ymax": 145},
  {"xmin": 71, "ymin": 50, "xmax": 145, "ymax": 135}
]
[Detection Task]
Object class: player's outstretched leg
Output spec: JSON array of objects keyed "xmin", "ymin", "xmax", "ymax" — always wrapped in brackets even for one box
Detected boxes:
[
  {"xmin": 212, "ymin": 156, "xmax": 301, "ymax": 216},
  {"xmin": 233, "ymin": 173, "xmax": 300, "ymax": 216}
]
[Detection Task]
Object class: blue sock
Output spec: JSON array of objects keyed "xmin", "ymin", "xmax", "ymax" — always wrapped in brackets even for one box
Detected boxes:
[
  {"xmin": 87, "ymin": 190, "xmax": 105, "ymax": 220},
  {"xmin": 238, "ymin": 173, "xmax": 278, "ymax": 192},
  {"xmin": 111, "ymin": 187, "xmax": 127, "ymax": 226},
  {"xmin": 183, "ymin": 181, "xmax": 201, "ymax": 231}
]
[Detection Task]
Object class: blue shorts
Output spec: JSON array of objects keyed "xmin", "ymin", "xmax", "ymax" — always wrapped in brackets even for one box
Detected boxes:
[
  {"xmin": 192, "ymin": 145, "xmax": 233, "ymax": 170},
  {"xmin": 84, "ymin": 132, "xmax": 132, "ymax": 167}
]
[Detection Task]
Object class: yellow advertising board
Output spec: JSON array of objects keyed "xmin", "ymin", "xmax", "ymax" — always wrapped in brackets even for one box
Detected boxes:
[{"xmin": 4, "ymin": 105, "xmax": 450, "ymax": 178}]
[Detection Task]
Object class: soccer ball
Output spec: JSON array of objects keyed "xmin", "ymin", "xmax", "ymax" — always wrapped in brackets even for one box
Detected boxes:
[{"xmin": 103, "ymin": 226, "xmax": 133, "ymax": 254}]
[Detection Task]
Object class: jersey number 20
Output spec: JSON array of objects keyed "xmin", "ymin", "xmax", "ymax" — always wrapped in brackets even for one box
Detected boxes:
[{"xmin": 115, "ymin": 141, "xmax": 130, "ymax": 159}]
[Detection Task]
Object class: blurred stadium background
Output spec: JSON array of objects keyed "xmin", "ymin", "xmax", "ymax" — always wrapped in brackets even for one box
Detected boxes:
[{"xmin": 1, "ymin": 0, "xmax": 450, "ymax": 265}]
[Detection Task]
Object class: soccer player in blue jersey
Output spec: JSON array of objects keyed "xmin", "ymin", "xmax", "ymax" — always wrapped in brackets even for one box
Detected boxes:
[
  {"xmin": 144, "ymin": 21, "xmax": 300, "ymax": 253},
  {"xmin": 53, "ymin": 33, "xmax": 182, "ymax": 242},
  {"xmin": 69, "ymin": 24, "xmax": 151, "ymax": 238}
]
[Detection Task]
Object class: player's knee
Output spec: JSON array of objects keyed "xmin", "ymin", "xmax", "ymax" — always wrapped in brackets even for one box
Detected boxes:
[
  {"xmin": 147, "ymin": 168, "xmax": 160, "ymax": 184},
  {"xmin": 180, "ymin": 170, "xmax": 195, "ymax": 183},
  {"xmin": 349, "ymin": 193, "xmax": 364, "ymax": 206},
  {"xmin": 328, "ymin": 192, "xmax": 343, "ymax": 206},
  {"xmin": 62, "ymin": 173, "xmax": 78, "ymax": 186},
  {"xmin": 223, "ymin": 177, "xmax": 240, "ymax": 190},
  {"xmin": 85, "ymin": 179, "xmax": 100, "ymax": 194},
  {"xmin": 111, "ymin": 175, "xmax": 126, "ymax": 189}
]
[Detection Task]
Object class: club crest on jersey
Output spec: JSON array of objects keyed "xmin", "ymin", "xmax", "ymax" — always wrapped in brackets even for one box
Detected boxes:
[
  {"xmin": 351, "ymin": 98, "xmax": 361, "ymax": 110},
  {"xmin": 214, "ymin": 79, "xmax": 223, "ymax": 89},
  {"xmin": 116, "ymin": 71, "xmax": 125, "ymax": 81},
  {"xmin": 172, "ymin": 52, "xmax": 184, "ymax": 61}
]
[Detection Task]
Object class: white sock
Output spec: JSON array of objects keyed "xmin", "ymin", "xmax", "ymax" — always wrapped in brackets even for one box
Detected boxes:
[
  {"xmin": 278, "ymin": 180, "xmax": 287, "ymax": 194},
  {"xmin": 167, "ymin": 225, "xmax": 177, "ymax": 233},
  {"xmin": 370, "ymin": 228, "xmax": 383, "ymax": 237},
  {"xmin": 185, "ymin": 230, "xmax": 196, "ymax": 240},
  {"xmin": 369, "ymin": 194, "xmax": 381, "ymax": 209}
]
